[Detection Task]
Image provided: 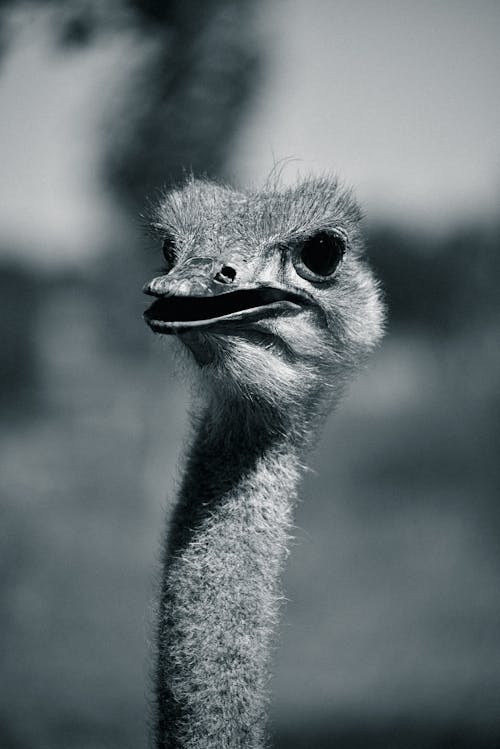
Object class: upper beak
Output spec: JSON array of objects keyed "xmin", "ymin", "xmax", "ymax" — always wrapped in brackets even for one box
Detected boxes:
[{"xmin": 142, "ymin": 258, "xmax": 312, "ymax": 334}]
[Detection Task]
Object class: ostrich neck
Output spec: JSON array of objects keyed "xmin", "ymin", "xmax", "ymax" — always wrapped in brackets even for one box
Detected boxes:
[{"xmin": 155, "ymin": 392, "xmax": 312, "ymax": 749}]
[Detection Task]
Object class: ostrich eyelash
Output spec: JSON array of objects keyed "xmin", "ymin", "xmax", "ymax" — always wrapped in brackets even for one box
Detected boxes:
[
  {"xmin": 162, "ymin": 234, "xmax": 176, "ymax": 255},
  {"xmin": 161, "ymin": 234, "xmax": 177, "ymax": 270}
]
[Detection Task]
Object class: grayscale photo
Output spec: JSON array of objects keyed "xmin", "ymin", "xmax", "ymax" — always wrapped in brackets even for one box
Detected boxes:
[{"xmin": 0, "ymin": 2, "xmax": 499, "ymax": 748}]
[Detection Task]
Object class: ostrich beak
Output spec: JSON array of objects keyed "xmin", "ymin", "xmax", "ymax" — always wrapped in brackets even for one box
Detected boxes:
[{"xmin": 142, "ymin": 261, "xmax": 312, "ymax": 334}]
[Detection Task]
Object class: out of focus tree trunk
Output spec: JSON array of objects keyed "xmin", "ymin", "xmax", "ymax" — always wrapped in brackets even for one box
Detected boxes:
[{"xmin": 0, "ymin": 0, "xmax": 261, "ymax": 208}]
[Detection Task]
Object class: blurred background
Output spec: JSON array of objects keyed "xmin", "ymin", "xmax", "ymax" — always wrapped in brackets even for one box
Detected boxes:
[{"xmin": 0, "ymin": 1, "xmax": 499, "ymax": 747}]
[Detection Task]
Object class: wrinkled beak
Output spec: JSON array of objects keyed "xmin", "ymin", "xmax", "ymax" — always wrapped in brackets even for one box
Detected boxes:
[{"xmin": 143, "ymin": 257, "xmax": 312, "ymax": 334}]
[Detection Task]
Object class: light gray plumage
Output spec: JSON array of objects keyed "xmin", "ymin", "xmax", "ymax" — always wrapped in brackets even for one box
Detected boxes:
[{"xmin": 143, "ymin": 176, "xmax": 385, "ymax": 748}]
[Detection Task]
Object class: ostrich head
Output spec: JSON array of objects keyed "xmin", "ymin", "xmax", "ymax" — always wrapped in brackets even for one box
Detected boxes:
[{"xmin": 144, "ymin": 177, "xmax": 384, "ymax": 416}]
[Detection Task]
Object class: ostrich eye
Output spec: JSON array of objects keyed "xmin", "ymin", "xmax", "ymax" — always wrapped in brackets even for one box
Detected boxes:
[
  {"xmin": 162, "ymin": 234, "xmax": 176, "ymax": 271},
  {"xmin": 294, "ymin": 230, "xmax": 346, "ymax": 281}
]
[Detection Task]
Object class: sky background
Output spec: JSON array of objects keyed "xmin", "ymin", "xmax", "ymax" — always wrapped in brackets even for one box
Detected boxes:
[
  {"xmin": 233, "ymin": 0, "xmax": 500, "ymax": 229},
  {"xmin": 1, "ymin": 0, "xmax": 499, "ymax": 266}
]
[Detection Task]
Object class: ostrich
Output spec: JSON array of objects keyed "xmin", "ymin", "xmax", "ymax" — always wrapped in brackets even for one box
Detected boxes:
[{"xmin": 143, "ymin": 175, "xmax": 384, "ymax": 748}]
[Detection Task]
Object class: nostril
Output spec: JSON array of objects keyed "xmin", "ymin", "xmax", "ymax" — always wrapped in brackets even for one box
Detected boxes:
[
  {"xmin": 215, "ymin": 265, "xmax": 237, "ymax": 284},
  {"xmin": 221, "ymin": 265, "xmax": 236, "ymax": 281}
]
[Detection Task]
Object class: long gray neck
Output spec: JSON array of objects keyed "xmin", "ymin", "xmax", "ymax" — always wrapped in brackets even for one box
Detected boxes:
[{"xmin": 154, "ymin": 391, "xmax": 313, "ymax": 749}]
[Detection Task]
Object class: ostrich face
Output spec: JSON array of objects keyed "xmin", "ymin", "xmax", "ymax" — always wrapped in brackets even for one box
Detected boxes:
[{"xmin": 144, "ymin": 178, "xmax": 384, "ymax": 400}]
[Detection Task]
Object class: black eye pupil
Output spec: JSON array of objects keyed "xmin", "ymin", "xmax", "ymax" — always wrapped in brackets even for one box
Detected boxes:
[{"xmin": 300, "ymin": 231, "xmax": 345, "ymax": 277}]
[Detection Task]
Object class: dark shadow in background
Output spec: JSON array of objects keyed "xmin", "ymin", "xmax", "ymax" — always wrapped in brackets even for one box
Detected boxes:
[{"xmin": 274, "ymin": 718, "xmax": 500, "ymax": 749}]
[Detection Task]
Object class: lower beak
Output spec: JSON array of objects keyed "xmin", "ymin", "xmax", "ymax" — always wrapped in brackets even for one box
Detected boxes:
[{"xmin": 143, "ymin": 277, "xmax": 311, "ymax": 335}]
